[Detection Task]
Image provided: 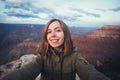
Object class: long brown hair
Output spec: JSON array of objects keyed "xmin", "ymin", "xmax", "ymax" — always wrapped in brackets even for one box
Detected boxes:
[{"xmin": 37, "ymin": 19, "xmax": 73, "ymax": 57}]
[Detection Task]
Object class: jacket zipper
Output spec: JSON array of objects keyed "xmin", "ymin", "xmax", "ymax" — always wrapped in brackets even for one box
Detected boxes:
[{"xmin": 60, "ymin": 54, "xmax": 63, "ymax": 80}]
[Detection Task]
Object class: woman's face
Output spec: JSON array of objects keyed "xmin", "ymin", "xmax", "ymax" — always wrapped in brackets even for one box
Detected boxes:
[{"xmin": 47, "ymin": 21, "xmax": 64, "ymax": 50}]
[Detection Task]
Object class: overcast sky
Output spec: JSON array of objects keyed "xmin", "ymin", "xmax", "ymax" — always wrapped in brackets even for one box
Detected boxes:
[{"xmin": 0, "ymin": 0, "xmax": 120, "ymax": 27}]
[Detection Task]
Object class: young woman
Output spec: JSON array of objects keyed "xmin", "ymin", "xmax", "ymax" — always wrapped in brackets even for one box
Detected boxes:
[{"xmin": 1, "ymin": 19, "xmax": 111, "ymax": 80}]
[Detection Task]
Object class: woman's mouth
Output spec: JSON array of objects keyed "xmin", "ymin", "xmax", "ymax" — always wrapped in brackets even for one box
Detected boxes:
[{"xmin": 50, "ymin": 39, "xmax": 59, "ymax": 43}]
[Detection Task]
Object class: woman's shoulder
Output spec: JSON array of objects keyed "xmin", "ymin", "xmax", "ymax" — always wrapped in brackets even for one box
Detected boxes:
[
  {"xmin": 70, "ymin": 47, "xmax": 81, "ymax": 59},
  {"xmin": 72, "ymin": 47, "xmax": 81, "ymax": 56},
  {"xmin": 72, "ymin": 47, "xmax": 89, "ymax": 63}
]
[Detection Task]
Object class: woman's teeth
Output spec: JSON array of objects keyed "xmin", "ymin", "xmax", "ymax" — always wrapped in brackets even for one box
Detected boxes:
[{"xmin": 52, "ymin": 39, "xmax": 58, "ymax": 42}]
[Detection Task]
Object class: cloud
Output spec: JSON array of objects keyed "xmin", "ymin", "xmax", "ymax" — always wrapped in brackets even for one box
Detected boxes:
[
  {"xmin": 4, "ymin": 8, "xmax": 38, "ymax": 18},
  {"xmin": 2, "ymin": 0, "xmax": 39, "ymax": 14},
  {"xmin": 71, "ymin": 8, "xmax": 101, "ymax": 18},
  {"xmin": 49, "ymin": 13, "xmax": 78, "ymax": 22},
  {"xmin": 3, "ymin": 0, "xmax": 33, "ymax": 10},
  {"xmin": 35, "ymin": 7, "xmax": 54, "ymax": 14},
  {"xmin": 1, "ymin": 0, "xmax": 120, "ymax": 27},
  {"xmin": 5, "ymin": 12, "xmax": 38, "ymax": 18},
  {"xmin": 95, "ymin": 9, "xmax": 107, "ymax": 12},
  {"xmin": 2, "ymin": 0, "xmax": 58, "ymax": 19},
  {"xmin": 109, "ymin": 6, "xmax": 120, "ymax": 12},
  {"xmin": 1, "ymin": 0, "xmax": 6, "ymax": 1},
  {"xmin": 95, "ymin": 6, "xmax": 120, "ymax": 12},
  {"xmin": 45, "ymin": 8, "xmax": 82, "ymax": 22},
  {"xmin": 1, "ymin": 0, "xmax": 100, "ymax": 22},
  {"xmin": 2, "ymin": 0, "xmax": 55, "ymax": 19}
]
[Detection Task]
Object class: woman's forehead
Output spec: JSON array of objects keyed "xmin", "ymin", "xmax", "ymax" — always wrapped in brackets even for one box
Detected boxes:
[{"xmin": 48, "ymin": 21, "xmax": 61, "ymax": 29}]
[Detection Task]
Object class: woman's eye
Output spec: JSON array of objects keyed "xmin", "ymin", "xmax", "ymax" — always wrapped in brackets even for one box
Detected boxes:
[
  {"xmin": 47, "ymin": 31, "xmax": 51, "ymax": 33},
  {"xmin": 56, "ymin": 29, "xmax": 61, "ymax": 32}
]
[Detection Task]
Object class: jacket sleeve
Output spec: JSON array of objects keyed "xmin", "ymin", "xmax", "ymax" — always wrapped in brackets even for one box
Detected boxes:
[
  {"xmin": 1, "ymin": 56, "xmax": 43, "ymax": 80},
  {"xmin": 75, "ymin": 54, "xmax": 111, "ymax": 80}
]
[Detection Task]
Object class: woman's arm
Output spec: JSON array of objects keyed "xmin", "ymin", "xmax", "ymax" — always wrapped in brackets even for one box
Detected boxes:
[
  {"xmin": 75, "ymin": 54, "xmax": 111, "ymax": 80},
  {"xmin": 1, "ymin": 56, "xmax": 43, "ymax": 80}
]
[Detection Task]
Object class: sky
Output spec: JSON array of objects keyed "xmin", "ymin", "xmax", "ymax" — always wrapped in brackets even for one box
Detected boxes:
[{"xmin": 0, "ymin": 0, "xmax": 120, "ymax": 27}]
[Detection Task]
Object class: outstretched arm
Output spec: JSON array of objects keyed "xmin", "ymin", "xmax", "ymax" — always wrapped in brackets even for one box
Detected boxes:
[
  {"xmin": 75, "ymin": 54, "xmax": 111, "ymax": 80},
  {"xmin": 1, "ymin": 56, "xmax": 43, "ymax": 80}
]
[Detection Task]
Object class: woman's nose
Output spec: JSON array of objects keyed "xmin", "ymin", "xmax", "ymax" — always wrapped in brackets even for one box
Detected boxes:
[{"xmin": 51, "ymin": 31, "xmax": 56, "ymax": 36}]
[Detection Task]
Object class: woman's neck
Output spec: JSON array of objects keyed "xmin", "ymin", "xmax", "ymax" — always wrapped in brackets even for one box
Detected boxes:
[{"xmin": 54, "ymin": 48, "xmax": 62, "ymax": 52}]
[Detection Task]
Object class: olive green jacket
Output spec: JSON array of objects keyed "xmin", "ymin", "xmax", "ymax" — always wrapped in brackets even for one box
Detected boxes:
[{"xmin": 1, "ymin": 48, "xmax": 110, "ymax": 80}]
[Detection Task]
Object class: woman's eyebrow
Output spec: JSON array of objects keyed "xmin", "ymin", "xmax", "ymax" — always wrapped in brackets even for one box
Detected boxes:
[{"xmin": 55, "ymin": 27, "xmax": 61, "ymax": 29}]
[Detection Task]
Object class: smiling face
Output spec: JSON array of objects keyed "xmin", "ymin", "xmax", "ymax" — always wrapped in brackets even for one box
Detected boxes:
[{"xmin": 47, "ymin": 21, "xmax": 64, "ymax": 50}]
